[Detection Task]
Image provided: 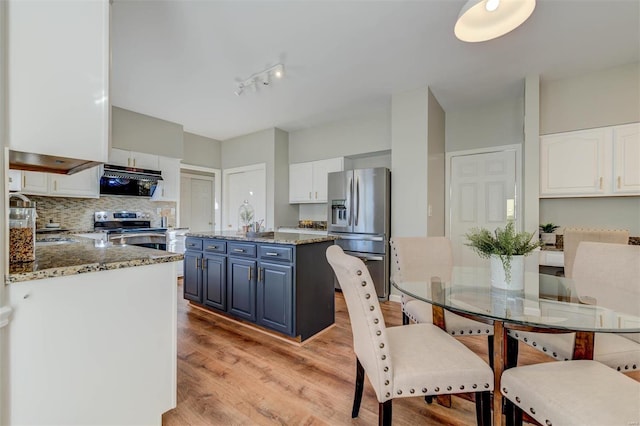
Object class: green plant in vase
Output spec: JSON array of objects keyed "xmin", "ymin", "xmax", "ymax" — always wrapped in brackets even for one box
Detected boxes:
[
  {"xmin": 539, "ymin": 223, "xmax": 560, "ymax": 245},
  {"xmin": 465, "ymin": 221, "xmax": 542, "ymax": 288}
]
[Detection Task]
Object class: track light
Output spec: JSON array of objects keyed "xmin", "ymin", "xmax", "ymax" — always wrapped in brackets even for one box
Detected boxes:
[{"xmin": 235, "ymin": 63, "xmax": 285, "ymax": 95}]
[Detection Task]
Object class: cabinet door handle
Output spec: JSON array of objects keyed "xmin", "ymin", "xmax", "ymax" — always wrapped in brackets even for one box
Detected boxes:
[
  {"xmin": 618, "ymin": 176, "xmax": 621, "ymax": 189},
  {"xmin": 202, "ymin": 259, "xmax": 207, "ymax": 270},
  {"xmin": 127, "ymin": 158, "xmax": 131, "ymax": 167},
  {"xmin": 248, "ymin": 267, "xmax": 252, "ymax": 281},
  {"xmin": 133, "ymin": 158, "xmax": 136, "ymax": 167},
  {"xmin": 196, "ymin": 258, "xmax": 200, "ymax": 269},
  {"xmin": 53, "ymin": 180, "xmax": 57, "ymax": 191},
  {"xmin": 308, "ymin": 191, "xmax": 312, "ymax": 199},
  {"xmin": 599, "ymin": 177, "xmax": 603, "ymax": 190},
  {"xmin": 233, "ymin": 248, "xmax": 245, "ymax": 253},
  {"xmin": 259, "ymin": 267, "xmax": 263, "ymax": 282},
  {"xmin": 315, "ymin": 191, "xmax": 317, "ymax": 199},
  {"xmin": 265, "ymin": 252, "xmax": 278, "ymax": 256},
  {"xmin": 22, "ymin": 175, "xmax": 26, "ymax": 187}
]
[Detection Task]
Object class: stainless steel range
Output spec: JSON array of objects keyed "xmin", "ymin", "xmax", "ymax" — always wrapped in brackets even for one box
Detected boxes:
[{"xmin": 94, "ymin": 211, "xmax": 167, "ymax": 250}]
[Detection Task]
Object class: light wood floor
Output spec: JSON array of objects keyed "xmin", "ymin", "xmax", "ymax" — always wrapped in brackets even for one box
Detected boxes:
[{"xmin": 163, "ymin": 280, "xmax": 638, "ymax": 426}]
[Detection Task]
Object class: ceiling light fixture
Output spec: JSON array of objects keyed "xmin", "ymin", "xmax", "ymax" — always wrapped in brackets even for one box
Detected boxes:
[
  {"xmin": 454, "ymin": 0, "xmax": 536, "ymax": 43},
  {"xmin": 235, "ymin": 63, "xmax": 285, "ymax": 96}
]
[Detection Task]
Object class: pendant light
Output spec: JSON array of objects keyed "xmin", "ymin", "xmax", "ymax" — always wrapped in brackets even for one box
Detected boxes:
[{"xmin": 454, "ymin": 0, "xmax": 536, "ymax": 43}]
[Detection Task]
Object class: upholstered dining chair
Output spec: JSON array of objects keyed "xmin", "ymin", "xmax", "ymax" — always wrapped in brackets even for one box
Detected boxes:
[
  {"xmin": 562, "ymin": 227, "xmax": 629, "ymax": 278},
  {"xmin": 390, "ymin": 237, "xmax": 495, "ymax": 364},
  {"xmin": 508, "ymin": 242, "xmax": 640, "ymax": 372},
  {"xmin": 501, "ymin": 360, "xmax": 640, "ymax": 426},
  {"xmin": 326, "ymin": 245, "xmax": 494, "ymax": 426}
]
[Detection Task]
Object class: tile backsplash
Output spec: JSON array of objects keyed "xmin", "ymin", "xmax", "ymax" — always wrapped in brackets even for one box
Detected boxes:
[{"xmin": 30, "ymin": 195, "xmax": 177, "ymax": 231}]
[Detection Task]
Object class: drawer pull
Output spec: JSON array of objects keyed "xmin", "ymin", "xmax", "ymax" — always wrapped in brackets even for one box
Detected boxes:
[
  {"xmin": 188, "ymin": 243, "xmax": 197, "ymax": 248},
  {"xmin": 265, "ymin": 252, "xmax": 279, "ymax": 256},
  {"xmin": 258, "ymin": 267, "xmax": 263, "ymax": 282},
  {"xmin": 202, "ymin": 259, "xmax": 207, "ymax": 270},
  {"xmin": 207, "ymin": 245, "xmax": 218, "ymax": 250},
  {"xmin": 248, "ymin": 268, "xmax": 252, "ymax": 281},
  {"xmin": 233, "ymin": 248, "xmax": 245, "ymax": 253}
]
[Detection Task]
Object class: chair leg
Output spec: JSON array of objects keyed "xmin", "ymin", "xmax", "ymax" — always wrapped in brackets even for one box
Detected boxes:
[
  {"xmin": 504, "ymin": 398, "xmax": 523, "ymax": 426},
  {"xmin": 352, "ymin": 358, "xmax": 365, "ymax": 418},
  {"xmin": 402, "ymin": 312, "xmax": 409, "ymax": 325},
  {"xmin": 506, "ymin": 335, "xmax": 519, "ymax": 368},
  {"xmin": 487, "ymin": 335, "xmax": 494, "ymax": 370},
  {"xmin": 378, "ymin": 400, "xmax": 392, "ymax": 426},
  {"xmin": 475, "ymin": 391, "xmax": 491, "ymax": 426}
]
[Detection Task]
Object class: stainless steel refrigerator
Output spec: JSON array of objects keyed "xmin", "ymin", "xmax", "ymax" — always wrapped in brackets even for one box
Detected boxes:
[{"xmin": 327, "ymin": 167, "xmax": 391, "ymax": 299}]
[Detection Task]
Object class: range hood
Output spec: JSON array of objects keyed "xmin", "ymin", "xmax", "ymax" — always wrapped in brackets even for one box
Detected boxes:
[
  {"xmin": 102, "ymin": 164, "xmax": 163, "ymax": 182},
  {"xmin": 9, "ymin": 150, "xmax": 102, "ymax": 175}
]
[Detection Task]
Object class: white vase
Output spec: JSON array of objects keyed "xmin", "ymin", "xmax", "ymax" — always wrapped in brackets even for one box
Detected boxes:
[
  {"xmin": 540, "ymin": 232, "xmax": 556, "ymax": 245},
  {"xmin": 490, "ymin": 254, "xmax": 524, "ymax": 291}
]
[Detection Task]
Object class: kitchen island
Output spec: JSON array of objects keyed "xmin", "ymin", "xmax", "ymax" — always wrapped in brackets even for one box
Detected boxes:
[
  {"xmin": 184, "ymin": 231, "xmax": 338, "ymax": 341},
  {"xmin": 4, "ymin": 237, "xmax": 182, "ymax": 425}
]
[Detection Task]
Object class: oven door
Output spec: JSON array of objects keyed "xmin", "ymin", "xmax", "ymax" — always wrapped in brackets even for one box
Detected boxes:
[{"xmin": 109, "ymin": 232, "xmax": 167, "ymax": 250}]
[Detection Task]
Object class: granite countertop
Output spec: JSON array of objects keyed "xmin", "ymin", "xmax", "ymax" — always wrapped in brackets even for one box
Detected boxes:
[
  {"xmin": 185, "ymin": 230, "xmax": 338, "ymax": 245},
  {"xmin": 7, "ymin": 236, "xmax": 183, "ymax": 284}
]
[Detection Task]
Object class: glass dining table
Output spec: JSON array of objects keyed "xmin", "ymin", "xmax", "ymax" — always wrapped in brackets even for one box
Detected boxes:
[{"xmin": 392, "ymin": 266, "xmax": 640, "ymax": 426}]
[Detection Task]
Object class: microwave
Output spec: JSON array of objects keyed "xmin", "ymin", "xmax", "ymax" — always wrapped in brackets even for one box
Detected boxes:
[{"xmin": 99, "ymin": 164, "xmax": 162, "ymax": 197}]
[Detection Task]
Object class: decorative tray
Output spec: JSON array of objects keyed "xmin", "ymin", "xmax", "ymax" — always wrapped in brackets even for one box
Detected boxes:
[{"xmin": 245, "ymin": 231, "xmax": 275, "ymax": 238}]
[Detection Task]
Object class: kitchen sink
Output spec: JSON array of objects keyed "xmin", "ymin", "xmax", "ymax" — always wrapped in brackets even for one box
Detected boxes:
[{"xmin": 36, "ymin": 237, "xmax": 78, "ymax": 246}]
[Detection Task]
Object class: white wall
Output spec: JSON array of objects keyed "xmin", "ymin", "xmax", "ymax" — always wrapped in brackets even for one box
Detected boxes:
[
  {"xmin": 539, "ymin": 63, "xmax": 640, "ymax": 235},
  {"xmin": 523, "ymin": 75, "xmax": 540, "ymax": 236},
  {"xmin": 446, "ymin": 96, "xmax": 525, "ymax": 152},
  {"xmin": 274, "ymin": 128, "xmax": 298, "ymax": 228},
  {"xmin": 391, "ymin": 87, "xmax": 429, "ymax": 237},
  {"xmin": 540, "ymin": 62, "xmax": 640, "ymax": 135},
  {"xmin": 112, "ymin": 106, "xmax": 183, "ymax": 158},
  {"xmin": 427, "ymin": 89, "xmax": 445, "ymax": 236},
  {"xmin": 182, "ymin": 132, "xmax": 221, "ymax": 169},
  {"xmin": 288, "ymin": 108, "xmax": 391, "ymax": 163}
]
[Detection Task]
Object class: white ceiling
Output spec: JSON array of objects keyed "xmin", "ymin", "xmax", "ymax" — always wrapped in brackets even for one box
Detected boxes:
[{"xmin": 111, "ymin": 0, "xmax": 640, "ymax": 141}]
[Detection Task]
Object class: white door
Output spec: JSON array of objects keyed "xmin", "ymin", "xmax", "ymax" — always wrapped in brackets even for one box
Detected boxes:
[
  {"xmin": 180, "ymin": 173, "xmax": 215, "ymax": 232},
  {"xmin": 223, "ymin": 164, "xmax": 266, "ymax": 231},
  {"xmin": 447, "ymin": 148, "xmax": 520, "ymax": 267}
]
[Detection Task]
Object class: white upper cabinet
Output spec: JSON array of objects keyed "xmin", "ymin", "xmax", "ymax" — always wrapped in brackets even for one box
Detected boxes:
[
  {"xmin": 612, "ymin": 123, "xmax": 640, "ymax": 194},
  {"xmin": 6, "ymin": 0, "xmax": 110, "ymax": 162},
  {"xmin": 109, "ymin": 149, "xmax": 159, "ymax": 170},
  {"xmin": 18, "ymin": 167, "xmax": 100, "ymax": 198},
  {"xmin": 540, "ymin": 124, "xmax": 639, "ymax": 197},
  {"xmin": 152, "ymin": 156, "xmax": 181, "ymax": 202},
  {"xmin": 289, "ymin": 158, "xmax": 343, "ymax": 203}
]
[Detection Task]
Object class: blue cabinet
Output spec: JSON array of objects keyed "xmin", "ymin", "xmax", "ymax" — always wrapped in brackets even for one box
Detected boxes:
[{"xmin": 182, "ymin": 236, "xmax": 334, "ymax": 341}]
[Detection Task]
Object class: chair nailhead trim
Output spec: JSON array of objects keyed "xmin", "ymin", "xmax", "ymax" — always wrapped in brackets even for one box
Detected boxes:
[
  {"xmin": 365, "ymin": 294, "xmax": 371, "ymax": 299},
  {"xmin": 374, "ymin": 318, "xmax": 379, "ymax": 324},
  {"xmin": 397, "ymin": 390, "xmax": 402, "ymax": 395},
  {"xmin": 552, "ymin": 352, "xmax": 557, "ymax": 357},
  {"xmin": 460, "ymin": 385, "xmax": 464, "ymax": 390},
  {"xmin": 532, "ymin": 342, "xmax": 537, "ymax": 347},
  {"xmin": 381, "ymin": 355, "xmax": 386, "ymax": 360},
  {"xmin": 434, "ymin": 387, "xmax": 440, "ymax": 392},
  {"xmin": 384, "ymin": 367, "xmax": 388, "ymax": 372},
  {"xmin": 545, "ymin": 420, "xmax": 552, "ymax": 426},
  {"xmin": 530, "ymin": 408, "xmax": 536, "ymax": 415},
  {"xmin": 379, "ymin": 343, "xmax": 384, "ymax": 348},
  {"xmin": 484, "ymin": 383, "xmax": 490, "ymax": 389},
  {"xmin": 376, "ymin": 331, "xmax": 381, "ymax": 336},
  {"xmin": 451, "ymin": 331, "xmax": 456, "ymax": 335},
  {"xmin": 422, "ymin": 388, "xmax": 427, "ymax": 393},
  {"xmin": 625, "ymin": 365, "xmax": 629, "ymax": 370},
  {"xmin": 523, "ymin": 338, "xmax": 528, "ymax": 342},
  {"xmin": 472, "ymin": 384, "xmax": 477, "ymax": 389},
  {"xmin": 633, "ymin": 364, "xmax": 637, "ymax": 369},
  {"xmin": 361, "ymin": 281, "xmax": 366, "ymax": 287},
  {"xmin": 357, "ymin": 270, "xmax": 362, "ymax": 275},
  {"xmin": 410, "ymin": 389, "xmax": 415, "ymax": 394},
  {"xmin": 515, "ymin": 396, "xmax": 520, "ymax": 403},
  {"xmin": 515, "ymin": 333, "xmax": 519, "ymax": 337},
  {"xmin": 485, "ymin": 330, "xmax": 490, "ymax": 333},
  {"xmin": 477, "ymin": 329, "xmax": 481, "ymax": 333},
  {"xmin": 447, "ymin": 386, "xmax": 452, "ymax": 391},
  {"xmin": 386, "ymin": 392, "xmax": 390, "ymax": 397},
  {"xmin": 385, "ymin": 380, "xmax": 389, "ymax": 385},
  {"xmin": 502, "ymin": 387, "xmax": 507, "ymax": 393},
  {"xmin": 369, "ymin": 306, "xmax": 375, "ymax": 311},
  {"xmin": 460, "ymin": 331, "xmax": 464, "ymax": 335},
  {"xmin": 618, "ymin": 367, "xmax": 622, "ymax": 371},
  {"xmin": 542, "ymin": 347, "xmax": 547, "ymax": 352}
]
